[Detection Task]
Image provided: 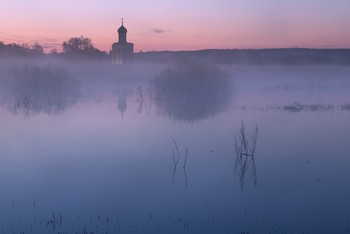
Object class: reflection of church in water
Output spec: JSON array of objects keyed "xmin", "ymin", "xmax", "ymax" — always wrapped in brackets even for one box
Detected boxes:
[
  {"xmin": 118, "ymin": 93, "xmax": 127, "ymax": 119},
  {"xmin": 112, "ymin": 19, "xmax": 134, "ymax": 64}
]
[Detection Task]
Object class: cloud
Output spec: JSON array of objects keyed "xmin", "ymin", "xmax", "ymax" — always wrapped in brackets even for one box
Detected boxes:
[
  {"xmin": 0, "ymin": 33, "xmax": 61, "ymax": 51},
  {"xmin": 0, "ymin": 34, "xmax": 29, "ymax": 43},
  {"xmin": 151, "ymin": 28, "xmax": 165, "ymax": 34},
  {"xmin": 45, "ymin": 38, "xmax": 58, "ymax": 42},
  {"xmin": 29, "ymin": 38, "xmax": 61, "ymax": 49},
  {"xmin": 151, "ymin": 28, "xmax": 171, "ymax": 35}
]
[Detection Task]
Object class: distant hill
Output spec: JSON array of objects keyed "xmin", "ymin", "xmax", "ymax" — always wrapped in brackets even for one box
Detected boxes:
[{"xmin": 135, "ymin": 48, "xmax": 350, "ymax": 65}]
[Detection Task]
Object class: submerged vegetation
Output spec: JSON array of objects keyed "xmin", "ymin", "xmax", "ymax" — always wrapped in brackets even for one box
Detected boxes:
[
  {"xmin": 235, "ymin": 102, "xmax": 350, "ymax": 113},
  {"xmin": 0, "ymin": 63, "xmax": 80, "ymax": 117},
  {"xmin": 152, "ymin": 61, "xmax": 233, "ymax": 123},
  {"xmin": 283, "ymin": 102, "xmax": 334, "ymax": 112}
]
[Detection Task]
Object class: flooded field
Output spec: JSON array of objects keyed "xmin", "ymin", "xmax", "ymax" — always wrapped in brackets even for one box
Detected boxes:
[{"xmin": 0, "ymin": 61, "xmax": 350, "ymax": 233}]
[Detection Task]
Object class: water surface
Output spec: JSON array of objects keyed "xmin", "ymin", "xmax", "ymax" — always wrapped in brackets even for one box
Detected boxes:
[{"xmin": 0, "ymin": 62, "xmax": 350, "ymax": 233}]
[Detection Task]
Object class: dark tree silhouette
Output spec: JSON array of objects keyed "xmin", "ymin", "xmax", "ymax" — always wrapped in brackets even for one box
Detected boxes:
[
  {"xmin": 0, "ymin": 41, "xmax": 44, "ymax": 56},
  {"xmin": 62, "ymin": 36, "xmax": 93, "ymax": 53},
  {"xmin": 32, "ymin": 42, "xmax": 44, "ymax": 55},
  {"xmin": 62, "ymin": 36, "xmax": 107, "ymax": 58}
]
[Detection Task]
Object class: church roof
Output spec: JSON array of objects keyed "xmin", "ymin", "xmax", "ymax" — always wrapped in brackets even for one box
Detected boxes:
[{"xmin": 118, "ymin": 24, "xmax": 127, "ymax": 33}]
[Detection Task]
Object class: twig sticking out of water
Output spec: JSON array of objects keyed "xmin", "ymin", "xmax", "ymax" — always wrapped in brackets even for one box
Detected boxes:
[
  {"xmin": 234, "ymin": 121, "xmax": 258, "ymax": 189},
  {"xmin": 183, "ymin": 147, "xmax": 188, "ymax": 169},
  {"xmin": 168, "ymin": 139, "xmax": 181, "ymax": 184},
  {"xmin": 168, "ymin": 140, "xmax": 189, "ymax": 186},
  {"xmin": 250, "ymin": 125, "xmax": 258, "ymax": 156},
  {"xmin": 173, "ymin": 139, "xmax": 181, "ymax": 163},
  {"xmin": 183, "ymin": 147, "xmax": 189, "ymax": 187}
]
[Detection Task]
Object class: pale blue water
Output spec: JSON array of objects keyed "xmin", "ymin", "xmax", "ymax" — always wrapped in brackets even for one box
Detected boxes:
[{"xmin": 0, "ymin": 62, "xmax": 350, "ymax": 233}]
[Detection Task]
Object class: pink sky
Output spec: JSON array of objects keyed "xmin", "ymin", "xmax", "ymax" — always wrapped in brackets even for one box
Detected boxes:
[{"xmin": 1, "ymin": 0, "xmax": 350, "ymax": 52}]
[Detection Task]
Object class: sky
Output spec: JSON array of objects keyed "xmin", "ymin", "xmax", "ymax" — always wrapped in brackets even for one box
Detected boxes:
[{"xmin": 1, "ymin": 0, "xmax": 350, "ymax": 52}]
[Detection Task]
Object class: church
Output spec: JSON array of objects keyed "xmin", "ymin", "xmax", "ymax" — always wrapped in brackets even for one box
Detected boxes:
[{"xmin": 112, "ymin": 20, "xmax": 134, "ymax": 64}]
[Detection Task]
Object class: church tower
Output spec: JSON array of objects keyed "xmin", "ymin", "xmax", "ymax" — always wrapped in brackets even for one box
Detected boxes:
[
  {"xmin": 118, "ymin": 23, "xmax": 127, "ymax": 43},
  {"xmin": 112, "ymin": 19, "xmax": 134, "ymax": 64}
]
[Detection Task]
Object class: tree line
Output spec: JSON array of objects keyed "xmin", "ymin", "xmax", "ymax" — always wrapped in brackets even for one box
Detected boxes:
[{"xmin": 0, "ymin": 36, "xmax": 108, "ymax": 58}]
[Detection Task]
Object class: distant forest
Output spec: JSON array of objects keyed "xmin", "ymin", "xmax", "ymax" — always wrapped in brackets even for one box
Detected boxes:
[
  {"xmin": 0, "ymin": 36, "xmax": 107, "ymax": 59},
  {"xmin": 1, "ymin": 36, "xmax": 350, "ymax": 65},
  {"xmin": 138, "ymin": 49, "xmax": 350, "ymax": 65}
]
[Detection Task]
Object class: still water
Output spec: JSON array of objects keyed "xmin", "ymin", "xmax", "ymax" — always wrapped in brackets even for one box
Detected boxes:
[{"xmin": 0, "ymin": 62, "xmax": 350, "ymax": 233}]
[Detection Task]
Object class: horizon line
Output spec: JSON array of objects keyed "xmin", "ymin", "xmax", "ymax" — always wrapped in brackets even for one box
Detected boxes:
[{"xmin": 2, "ymin": 39, "xmax": 350, "ymax": 54}]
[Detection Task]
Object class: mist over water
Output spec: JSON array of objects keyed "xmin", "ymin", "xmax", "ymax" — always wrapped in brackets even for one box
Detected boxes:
[
  {"xmin": 0, "ymin": 64, "xmax": 79, "ymax": 117},
  {"xmin": 0, "ymin": 58, "xmax": 350, "ymax": 233},
  {"xmin": 152, "ymin": 61, "xmax": 233, "ymax": 123}
]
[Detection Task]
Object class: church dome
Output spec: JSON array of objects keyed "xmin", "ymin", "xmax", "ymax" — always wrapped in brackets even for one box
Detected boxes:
[{"xmin": 118, "ymin": 25, "xmax": 127, "ymax": 33}]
